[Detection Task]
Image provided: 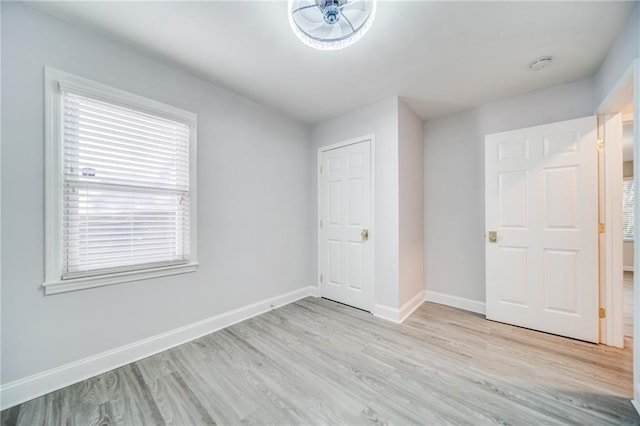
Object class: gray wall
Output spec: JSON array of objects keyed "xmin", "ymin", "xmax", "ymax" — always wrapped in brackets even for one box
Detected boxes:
[
  {"xmin": 422, "ymin": 2, "xmax": 640, "ymax": 305},
  {"xmin": 423, "ymin": 77, "xmax": 596, "ymax": 302},
  {"xmin": 398, "ymin": 100, "xmax": 424, "ymax": 306},
  {"xmin": 594, "ymin": 3, "xmax": 640, "ymax": 106},
  {"xmin": 1, "ymin": 3, "xmax": 311, "ymax": 383},
  {"xmin": 310, "ymin": 97, "xmax": 400, "ymax": 309}
]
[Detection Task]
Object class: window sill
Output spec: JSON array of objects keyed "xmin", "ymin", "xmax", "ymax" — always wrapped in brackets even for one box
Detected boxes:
[{"xmin": 42, "ymin": 262, "xmax": 198, "ymax": 295}]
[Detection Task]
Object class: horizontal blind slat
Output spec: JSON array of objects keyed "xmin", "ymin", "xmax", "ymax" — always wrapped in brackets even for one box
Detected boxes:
[
  {"xmin": 64, "ymin": 180, "xmax": 189, "ymax": 196},
  {"xmin": 64, "ymin": 131, "xmax": 190, "ymax": 158},
  {"xmin": 64, "ymin": 142, "xmax": 189, "ymax": 167},
  {"xmin": 64, "ymin": 245, "xmax": 186, "ymax": 259},
  {"xmin": 65, "ymin": 253, "xmax": 188, "ymax": 266},
  {"xmin": 64, "ymin": 236, "xmax": 182, "ymax": 245},
  {"xmin": 64, "ymin": 122, "xmax": 189, "ymax": 153},
  {"xmin": 64, "ymin": 94, "xmax": 190, "ymax": 132},
  {"xmin": 623, "ymin": 180, "xmax": 635, "ymax": 239},
  {"xmin": 64, "ymin": 145, "xmax": 189, "ymax": 169},
  {"xmin": 63, "ymin": 259, "xmax": 189, "ymax": 279},
  {"xmin": 64, "ymin": 103, "xmax": 190, "ymax": 140}
]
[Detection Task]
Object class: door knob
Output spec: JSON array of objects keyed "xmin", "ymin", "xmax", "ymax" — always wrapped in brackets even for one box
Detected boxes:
[
  {"xmin": 488, "ymin": 231, "xmax": 497, "ymax": 243},
  {"xmin": 361, "ymin": 229, "xmax": 369, "ymax": 241}
]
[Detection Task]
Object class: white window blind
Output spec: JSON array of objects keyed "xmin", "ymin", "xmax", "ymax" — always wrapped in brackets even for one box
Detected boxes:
[
  {"xmin": 61, "ymin": 90, "xmax": 192, "ymax": 279},
  {"xmin": 623, "ymin": 179, "xmax": 634, "ymax": 240}
]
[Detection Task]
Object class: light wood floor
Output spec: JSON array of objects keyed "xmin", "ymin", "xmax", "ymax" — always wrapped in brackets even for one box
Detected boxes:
[{"xmin": 1, "ymin": 297, "xmax": 637, "ymax": 425}]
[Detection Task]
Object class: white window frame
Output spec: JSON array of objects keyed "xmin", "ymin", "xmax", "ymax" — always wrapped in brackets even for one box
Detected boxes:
[{"xmin": 43, "ymin": 67, "xmax": 198, "ymax": 295}]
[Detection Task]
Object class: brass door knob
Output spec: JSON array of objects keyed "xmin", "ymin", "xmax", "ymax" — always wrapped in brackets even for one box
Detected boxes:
[
  {"xmin": 488, "ymin": 231, "xmax": 497, "ymax": 243},
  {"xmin": 361, "ymin": 229, "xmax": 369, "ymax": 241}
]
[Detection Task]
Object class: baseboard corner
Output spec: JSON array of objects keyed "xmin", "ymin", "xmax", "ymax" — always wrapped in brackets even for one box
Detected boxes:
[
  {"xmin": 398, "ymin": 290, "xmax": 425, "ymax": 322},
  {"xmin": 307, "ymin": 285, "xmax": 320, "ymax": 297},
  {"xmin": 372, "ymin": 303, "xmax": 401, "ymax": 323},
  {"xmin": 372, "ymin": 290, "xmax": 425, "ymax": 324},
  {"xmin": 424, "ymin": 290, "xmax": 486, "ymax": 315}
]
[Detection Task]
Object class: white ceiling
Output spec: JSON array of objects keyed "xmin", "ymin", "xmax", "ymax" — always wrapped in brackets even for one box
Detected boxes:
[{"xmin": 30, "ymin": 1, "xmax": 635, "ymax": 124}]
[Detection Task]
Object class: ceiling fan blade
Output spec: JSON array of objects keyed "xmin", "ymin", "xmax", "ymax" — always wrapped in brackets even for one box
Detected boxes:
[
  {"xmin": 341, "ymin": 14, "xmax": 356, "ymax": 33},
  {"xmin": 302, "ymin": 22, "xmax": 334, "ymax": 40},
  {"xmin": 325, "ymin": 20, "xmax": 350, "ymax": 40},
  {"xmin": 295, "ymin": 6, "xmax": 324, "ymax": 24}
]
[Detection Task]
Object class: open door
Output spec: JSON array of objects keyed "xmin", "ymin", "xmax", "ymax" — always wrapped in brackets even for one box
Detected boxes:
[{"xmin": 485, "ymin": 116, "xmax": 599, "ymax": 343}]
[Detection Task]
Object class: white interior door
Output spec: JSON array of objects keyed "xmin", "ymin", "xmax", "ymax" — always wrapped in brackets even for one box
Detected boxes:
[
  {"xmin": 485, "ymin": 116, "xmax": 599, "ymax": 343},
  {"xmin": 320, "ymin": 140, "xmax": 372, "ymax": 311}
]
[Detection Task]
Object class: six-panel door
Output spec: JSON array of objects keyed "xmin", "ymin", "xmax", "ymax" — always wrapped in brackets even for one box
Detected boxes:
[
  {"xmin": 485, "ymin": 116, "xmax": 599, "ymax": 343},
  {"xmin": 320, "ymin": 140, "xmax": 372, "ymax": 311}
]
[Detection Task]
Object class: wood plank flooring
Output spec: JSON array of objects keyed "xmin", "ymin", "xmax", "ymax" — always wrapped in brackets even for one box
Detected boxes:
[{"xmin": 2, "ymin": 297, "xmax": 637, "ymax": 425}]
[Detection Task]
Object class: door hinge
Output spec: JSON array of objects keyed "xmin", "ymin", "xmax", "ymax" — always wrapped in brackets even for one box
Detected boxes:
[
  {"xmin": 320, "ymin": 165, "xmax": 323, "ymax": 175},
  {"xmin": 599, "ymin": 223, "xmax": 605, "ymax": 234},
  {"xmin": 599, "ymin": 308, "xmax": 606, "ymax": 319},
  {"xmin": 320, "ymin": 274, "xmax": 323, "ymax": 283},
  {"xmin": 320, "ymin": 220, "xmax": 323, "ymax": 229},
  {"xmin": 597, "ymin": 139, "xmax": 604, "ymax": 150}
]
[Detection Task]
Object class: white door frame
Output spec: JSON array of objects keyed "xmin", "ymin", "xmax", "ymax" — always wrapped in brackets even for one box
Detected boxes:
[
  {"xmin": 317, "ymin": 134, "xmax": 376, "ymax": 310},
  {"xmin": 596, "ymin": 63, "xmax": 635, "ymax": 348},
  {"xmin": 633, "ymin": 57, "xmax": 640, "ymax": 416}
]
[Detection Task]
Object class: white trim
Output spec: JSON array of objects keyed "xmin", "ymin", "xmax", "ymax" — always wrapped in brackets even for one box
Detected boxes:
[
  {"xmin": 596, "ymin": 66, "xmax": 635, "ymax": 349},
  {"xmin": 317, "ymin": 134, "xmax": 376, "ymax": 311},
  {"xmin": 43, "ymin": 67, "xmax": 198, "ymax": 294},
  {"xmin": 424, "ymin": 290, "xmax": 487, "ymax": 315},
  {"xmin": 601, "ymin": 113, "xmax": 625, "ymax": 348},
  {"xmin": 372, "ymin": 290, "xmax": 425, "ymax": 323},
  {"xmin": 53, "ymin": 69, "xmax": 196, "ymax": 125},
  {"xmin": 0, "ymin": 286, "xmax": 318, "ymax": 410},
  {"xmin": 318, "ymin": 134, "xmax": 375, "ymax": 153},
  {"xmin": 307, "ymin": 286, "xmax": 320, "ymax": 297},
  {"xmin": 399, "ymin": 291, "xmax": 425, "ymax": 321},
  {"xmin": 43, "ymin": 262, "xmax": 199, "ymax": 295},
  {"xmin": 372, "ymin": 304, "xmax": 401, "ymax": 322},
  {"xmin": 632, "ymin": 399, "xmax": 640, "ymax": 416},
  {"xmin": 632, "ymin": 57, "xmax": 640, "ymax": 406}
]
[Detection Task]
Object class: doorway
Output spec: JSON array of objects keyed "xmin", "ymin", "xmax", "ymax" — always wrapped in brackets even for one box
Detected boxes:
[{"xmin": 622, "ymin": 108, "xmax": 635, "ymax": 341}]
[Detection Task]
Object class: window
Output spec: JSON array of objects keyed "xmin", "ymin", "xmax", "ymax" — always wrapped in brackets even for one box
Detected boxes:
[
  {"xmin": 623, "ymin": 178, "xmax": 634, "ymax": 240},
  {"xmin": 44, "ymin": 68, "xmax": 197, "ymax": 294}
]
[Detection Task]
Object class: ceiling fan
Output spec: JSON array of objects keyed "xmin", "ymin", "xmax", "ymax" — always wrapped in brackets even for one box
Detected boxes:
[{"xmin": 288, "ymin": 0, "xmax": 377, "ymax": 50}]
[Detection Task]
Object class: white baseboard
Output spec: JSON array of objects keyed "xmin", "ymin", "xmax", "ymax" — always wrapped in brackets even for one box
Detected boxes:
[
  {"xmin": 399, "ymin": 290, "xmax": 425, "ymax": 322},
  {"xmin": 372, "ymin": 303, "xmax": 400, "ymax": 322},
  {"xmin": 424, "ymin": 290, "xmax": 486, "ymax": 315},
  {"xmin": 0, "ymin": 286, "xmax": 318, "ymax": 411},
  {"xmin": 632, "ymin": 398, "xmax": 640, "ymax": 416},
  {"xmin": 373, "ymin": 290, "xmax": 425, "ymax": 323}
]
